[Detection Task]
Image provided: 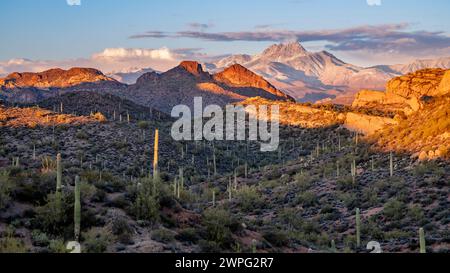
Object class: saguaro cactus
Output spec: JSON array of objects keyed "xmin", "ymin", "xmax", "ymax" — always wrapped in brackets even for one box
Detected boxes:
[
  {"xmin": 179, "ymin": 168, "xmax": 184, "ymax": 191},
  {"xmin": 228, "ymin": 178, "xmax": 232, "ymax": 202},
  {"xmin": 389, "ymin": 152, "xmax": 394, "ymax": 177},
  {"xmin": 153, "ymin": 129, "xmax": 159, "ymax": 178},
  {"xmin": 336, "ymin": 161, "xmax": 340, "ymax": 177},
  {"xmin": 356, "ymin": 208, "xmax": 361, "ymax": 248},
  {"xmin": 331, "ymin": 240, "xmax": 336, "ymax": 253},
  {"xmin": 213, "ymin": 150, "xmax": 217, "ymax": 176},
  {"xmin": 74, "ymin": 176, "xmax": 81, "ymax": 241},
  {"xmin": 419, "ymin": 228, "xmax": 426, "ymax": 253},
  {"xmin": 351, "ymin": 159, "xmax": 356, "ymax": 183},
  {"xmin": 245, "ymin": 162, "xmax": 248, "ymax": 179},
  {"xmin": 56, "ymin": 153, "xmax": 62, "ymax": 192}
]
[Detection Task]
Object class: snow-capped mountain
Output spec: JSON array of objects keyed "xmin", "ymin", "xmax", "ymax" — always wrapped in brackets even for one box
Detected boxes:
[
  {"xmin": 207, "ymin": 42, "xmax": 450, "ymax": 103},
  {"xmin": 374, "ymin": 57, "xmax": 450, "ymax": 75},
  {"xmin": 108, "ymin": 67, "xmax": 157, "ymax": 84}
]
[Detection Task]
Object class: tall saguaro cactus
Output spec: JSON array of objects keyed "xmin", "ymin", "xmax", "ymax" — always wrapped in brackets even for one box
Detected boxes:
[
  {"xmin": 419, "ymin": 228, "xmax": 426, "ymax": 253},
  {"xmin": 74, "ymin": 176, "xmax": 81, "ymax": 241},
  {"xmin": 389, "ymin": 152, "xmax": 394, "ymax": 177},
  {"xmin": 56, "ymin": 153, "xmax": 62, "ymax": 192},
  {"xmin": 153, "ymin": 129, "xmax": 159, "ymax": 178},
  {"xmin": 213, "ymin": 149, "xmax": 217, "ymax": 176},
  {"xmin": 356, "ymin": 208, "xmax": 361, "ymax": 248}
]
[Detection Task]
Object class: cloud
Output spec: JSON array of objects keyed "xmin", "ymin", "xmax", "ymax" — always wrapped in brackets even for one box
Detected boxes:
[
  {"xmin": 129, "ymin": 23, "xmax": 450, "ymax": 60},
  {"xmin": 187, "ymin": 22, "xmax": 214, "ymax": 31},
  {"xmin": 367, "ymin": 0, "xmax": 381, "ymax": 6},
  {"xmin": 66, "ymin": 0, "xmax": 81, "ymax": 6},
  {"xmin": 92, "ymin": 47, "xmax": 175, "ymax": 61},
  {"xmin": 0, "ymin": 47, "xmax": 198, "ymax": 76}
]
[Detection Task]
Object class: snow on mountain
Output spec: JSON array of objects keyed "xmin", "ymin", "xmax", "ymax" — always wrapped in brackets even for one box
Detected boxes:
[
  {"xmin": 207, "ymin": 42, "xmax": 450, "ymax": 103},
  {"xmin": 108, "ymin": 67, "xmax": 158, "ymax": 84}
]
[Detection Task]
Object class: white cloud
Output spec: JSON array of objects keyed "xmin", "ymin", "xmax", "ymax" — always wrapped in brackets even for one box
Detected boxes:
[
  {"xmin": 92, "ymin": 47, "xmax": 175, "ymax": 61},
  {"xmin": 67, "ymin": 0, "xmax": 81, "ymax": 6},
  {"xmin": 0, "ymin": 47, "xmax": 196, "ymax": 76},
  {"xmin": 367, "ymin": 0, "xmax": 381, "ymax": 6}
]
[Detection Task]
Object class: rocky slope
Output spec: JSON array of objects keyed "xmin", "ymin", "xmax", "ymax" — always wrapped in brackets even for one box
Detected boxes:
[
  {"xmin": 0, "ymin": 68, "xmax": 117, "ymax": 90},
  {"xmin": 0, "ymin": 100, "xmax": 448, "ymax": 253},
  {"xmin": 353, "ymin": 69, "xmax": 450, "ymax": 115},
  {"xmin": 122, "ymin": 61, "xmax": 293, "ymax": 113},
  {"xmin": 208, "ymin": 42, "xmax": 450, "ymax": 103},
  {"xmin": 371, "ymin": 96, "xmax": 450, "ymax": 160},
  {"xmin": 0, "ymin": 68, "xmax": 127, "ymax": 104}
]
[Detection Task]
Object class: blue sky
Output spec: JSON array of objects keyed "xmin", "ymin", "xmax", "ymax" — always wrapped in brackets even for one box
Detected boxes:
[{"xmin": 1, "ymin": 0, "xmax": 449, "ymax": 73}]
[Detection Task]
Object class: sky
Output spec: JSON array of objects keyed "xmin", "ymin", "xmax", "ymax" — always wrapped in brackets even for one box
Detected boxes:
[{"xmin": 1, "ymin": 0, "xmax": 450, "ymax": 75}]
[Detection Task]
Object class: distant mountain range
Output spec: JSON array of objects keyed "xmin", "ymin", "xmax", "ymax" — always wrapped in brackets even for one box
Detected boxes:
[
  {"xmin": 0, "ymin": 62, "xmax": 292, "ymax": 113},
  {"xmin": 107, "ymin": 67, "xmax": 158, "ymax": 85},
  {"xmin": 1, "ymin": 41, "xmax": 449, "ymax": 109},
  {"xmin": 206, "ymin": 42, "xmax": 450, "ymax": 103}
]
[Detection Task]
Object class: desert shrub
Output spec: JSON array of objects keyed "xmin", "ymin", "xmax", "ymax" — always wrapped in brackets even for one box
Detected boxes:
[
  {"xmin": 263, "ymin": 230, "xmax": 289, "ymax": 247},
  {"xmin": 296, "ymin": 191, "xmax": 318, "ymax": 207},
  {"xmin": 0, "ymin": 171, "xmax": 13, "ymax": 210},
  {"xmin": 111, "ymin": 217, "xmax": 133, "ymax": 244},
  {"xmin": 75, "ymin": 130, "xmax": 88, "ymax": 140},
  {"xmin": 0, "ymin": 228, "xmax": 27, "ymax": 253},
  {"xmin": 175, "ymin": 228, "xmax": 200, "ymax": 244},
  {"xmin": 408, "ymin": 205, "xmax": 425, "ymax": 222},
  {"xmin": 132, "ymin": 178, "xmax": 160, "ymax": 223},
  {"xmin": 235, "ymin": 185, "xmax": 264, "ymax": 212},
  {"xmin": 31, "ymin": 230, "xmax": 50, "ymax": 247},
  {"xmin": 337, "ymin": 192, "xmax": 358, "ymax": 209},
  {"xmin": 383, "ymin": 199, "xmax": 406, "ymax": 221},
  {"xmin": 137, "ymin": 121, "xmax": 150, "ymax": 129},
  {"xmin": 198, "ymin": 240, "xmax": 222, "ymax": 253},
  {"xmin": 34, "ymin": 192, "xmax": 70, "ymax": 235},
  {"xmin": 83, "ymin": 228, "xmax": 111, "ymax": 253},
  {"xmin": 79, "ymin": 182, "xmax": 97, "ymax": 203},
  {"xmin": 337, "ymin": 176, "xmax": 356, "ymax": 191},
  {"xmin": 48, "ymin": 240, "xmax": 68, "ymax": 253},
  {"xmin": 152, "ymin": 229, "xmax": 175, "ymax": 243},
  {"xmin": 14, "ymin": 172, "xmax": 56, "ymax": 203},
  {"xmin": 295, "ymin": 173, "xmax": 312, "ymax": 190},
  {"xmin": 362, "ymin": 186, "xmax": 379, "ymax": 207},
  {"xmin": 202, "ymin": 208, "xmax": 233, "ymax": 247}
]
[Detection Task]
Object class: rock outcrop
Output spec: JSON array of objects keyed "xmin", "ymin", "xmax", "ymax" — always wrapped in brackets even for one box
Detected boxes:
[
  {"xmin": 344, "ymin": 112, "xmax": 398, "ymax": 136},
  {"xmin": 213, "ymin": 64, "xmax": 292, "ymax": 100},
  {"xmin": 124, "ymin": 61, "xmax": 293, "ymax": 113},
  {"xmin": 0, "ymin": 67, "xmax": 117, "ymax": 90},
  {"xmin": 386, "ymin": 68, "xmax": 448, "ymax": 98},
  {"xmin": 352, "ymin": 68, "xmax": 450, "ymax": 115}
]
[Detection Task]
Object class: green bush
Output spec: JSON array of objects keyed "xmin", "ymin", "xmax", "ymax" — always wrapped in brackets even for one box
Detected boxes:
[
  {"xmin": 34, "ymin": 192, "xmax": 70, "ymax": 235},
  {"xmin": 0, "ymin": 228, "xmax": 27, "ymax": 253},
  {"xmin": 83, "ymin": 228, "xmax": 111, "ymax": 253},
  {"xmin": 383, "ymin": 199, "xmax": 406, "ymax": 221},
  {"xmin": 236, "ymin": 185, "xmax": 264, "ymax": 212},
  {"xmin": 0, "ymin": 171, "xmax": 13, "ymax": 210},
  {"xmin": 296, "ymin": 191, "xmax": 318, "ymax": 207},
  {"xmin": 175, "ymin": 228, "xmax": 200, "ymax": 243},
  {"xmin": 203, "ymin": 208, "xmax": 233, "ymax": 247},
  {"xmin": 263, "ymin": 230, "xmax": 289, "ymax": 247},
  {"xmin": 152, "ymin": 229, "xmax": 175, "ymax": 243},
  {"xmin": 132, "ymin": 178, "xmax": 160, "ymax": 223}
]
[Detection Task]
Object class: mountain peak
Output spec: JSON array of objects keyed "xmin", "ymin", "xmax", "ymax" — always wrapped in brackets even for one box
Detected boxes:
[
  {"xmin": 179, "ymin": 61, "xmax": 204, "ymax": 76},
  {"xmin": 262, "ymin": 41, "xmax": 308, "ymax": 58},
  {"xmin": 0, "ymin": 67, "xmax": 116, "ymax": 90}
]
